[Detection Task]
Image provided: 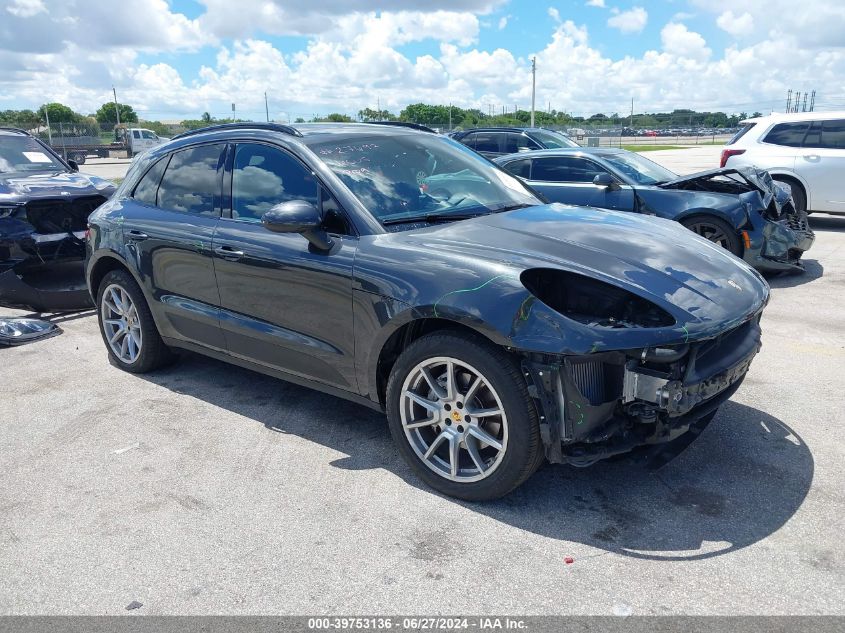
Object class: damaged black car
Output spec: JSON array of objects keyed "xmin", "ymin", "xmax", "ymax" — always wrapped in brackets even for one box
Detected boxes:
[
  {"xmin": 495, "ymin": 148, "xmax": 815, "ymax": 273},
  {"xmin": 86, "ymin": 123, "xmax": 769, "ymax": 500},
  {"xmin": 0, "ymin": 127, "xmax": 115, "ymax": 312}
]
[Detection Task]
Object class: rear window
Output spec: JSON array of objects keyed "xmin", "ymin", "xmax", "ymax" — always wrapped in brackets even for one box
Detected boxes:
[
  {"xmin": 727, "ymin": 123, "xmax": 756, "ymax": 146},
  {"xmin": 763, "ymin": 122, "xmax": 809, "ymax": 147}
]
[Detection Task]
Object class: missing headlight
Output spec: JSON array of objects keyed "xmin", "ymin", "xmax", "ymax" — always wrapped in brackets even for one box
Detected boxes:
[{"xmin": 521, "ymin": 268, "xmax": 675, "ymax": 328}]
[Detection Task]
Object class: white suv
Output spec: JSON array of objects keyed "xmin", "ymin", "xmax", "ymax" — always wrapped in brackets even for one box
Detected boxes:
[{"xmin": 721, "ymin": 111, "xmax": 845, "ymax": 215}]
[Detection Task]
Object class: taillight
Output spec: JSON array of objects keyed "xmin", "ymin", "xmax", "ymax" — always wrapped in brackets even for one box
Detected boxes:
[{"xmin": 720, "ymin": 148, "xmax": 745, "ymax": 168}]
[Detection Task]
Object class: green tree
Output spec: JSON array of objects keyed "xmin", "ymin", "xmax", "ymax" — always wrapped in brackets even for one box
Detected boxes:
[
  {"xmin": 313, "ymin": 113, "xmax": 353, "ymax": 122},
  {"xmin": 0, "ymin": 109, "xmax": 41, "ymax": 130},
  {"xmin": 95, "ymin": 102, "xmax": 138, "ymax": 127},
  {"xmin": 201, "ymin": 112, "xmax": 212, "ymax": 123},
  {"xmin": 358, "ymin": 107, "xmax": 397, "ymax": 121},
  {"xmin": 38, "ymin": 102, "xmax": 77, "ymax": 124},
  {"xmin": 294, "ymin": 117, "xmax": 306, "ymax": 123},
  {"xmin": 140, "ymin": 120, "xmax": 172, "ymax": 137}
]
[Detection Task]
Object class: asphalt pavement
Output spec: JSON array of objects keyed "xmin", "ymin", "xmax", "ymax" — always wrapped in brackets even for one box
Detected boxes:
[{"xmin": 0, "ymin": 148, "xmax": 843, "ymax": 615}]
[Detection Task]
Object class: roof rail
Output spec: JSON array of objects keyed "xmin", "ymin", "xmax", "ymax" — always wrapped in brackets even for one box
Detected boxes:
[
  {"xmin": 171, "ymin": 122, "xmax": 303, "ymax": 141},
  {"xmin": 0, "ymin": 126, "xmax": 33, "ymax": 136},
  {"xmin": 365, "ymin": 121, "xmax": 437, "ymax": 134}
]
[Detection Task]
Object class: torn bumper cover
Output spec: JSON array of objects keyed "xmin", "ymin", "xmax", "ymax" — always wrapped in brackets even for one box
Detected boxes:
[
  {"xmin": 523, "ymin": 313, "xmax": 763, "ymax": 465},
  {"xmin": 0, "ymin": 267, "xmax": 91, "ymax": 312}
]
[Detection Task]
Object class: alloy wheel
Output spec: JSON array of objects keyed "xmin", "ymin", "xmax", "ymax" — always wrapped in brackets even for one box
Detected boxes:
[
  {"xmin": 687, "ymin": 221, "xmax": 731, "ymax": 249},
  {"xmin": 101, "ymin": 283, "xmax": 143, "ymax": 364},
  {"xmin": 399, "ymin": 356, "xmax": 509, "ymax": 483}
]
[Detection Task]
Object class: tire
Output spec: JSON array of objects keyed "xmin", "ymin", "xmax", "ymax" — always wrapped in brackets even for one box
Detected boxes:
[
  {"xmin": 386, "ymin": 331, "xmax": 543, "ymax": 501},
  {"xmin": 680, "ymin": 214, "xmax": 742, "ymax": 256},
  {"xmin": 70, "ymin": 152, "xmax": 86, "ymax": 165},
  {"xmin": 774, "ymin": 177, "xmax": 808, "ymax": 215},
  {"xmin": 96, "ymin": 269, "xmax": 173, "ymax": 373}
]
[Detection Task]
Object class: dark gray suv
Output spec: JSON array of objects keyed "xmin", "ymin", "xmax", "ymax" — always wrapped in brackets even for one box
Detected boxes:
[{"xmin": 449, "ymin": 127, "xmax": 579, "ymax": 158}]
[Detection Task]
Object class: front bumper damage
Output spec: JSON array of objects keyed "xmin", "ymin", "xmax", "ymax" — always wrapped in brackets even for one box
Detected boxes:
[
  {"xmin": 523, "ymin": 313, "xmax": 763, "ymax": 466},
  {"xmin": 745, "ymin": 199, "xmax": 815, "ymax": 273}
]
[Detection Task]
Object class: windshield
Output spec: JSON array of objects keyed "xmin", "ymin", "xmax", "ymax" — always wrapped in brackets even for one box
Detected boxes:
[
  {"xmin": 601, "ymin": 152, "xmax": 677, "ymax": 185},
  {"xmin": 530, "ymin": 129, "xmax": 580, "ymax": 149},
  {"xmin": 309, "ymin": 134, "xmax": 541, "ymax": 225},
  {"xmin": 0, "ymin": 135, "xmax": 66, "ymax": 173}
]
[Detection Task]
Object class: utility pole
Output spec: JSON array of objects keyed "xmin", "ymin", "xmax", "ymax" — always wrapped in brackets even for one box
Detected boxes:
[
  {"xmin": 809, "ymin": 90, "xmax": 816, "ymax": 112},
  {"xmin": 113, "ymin": 86, "xmax": 121, "ymax": 128},
  {"xmin": 232, "ymin": 102, "xmax": 236, "ymax": 121},
  {"xmin": 44, "ymin": 105, "xmax": 52, "ymax": 144},
  {"xmin": 448, "ymin": 103, "xmax": 452, "ymax": 130},
  {"xmin": 629, "ymin": 97, "xmax": 634, "ymax": 128},
  {"xmin": 530, "ymin": 57, "xmax": 536, "ymax": 127},
  {"xmin": 265, "ymin": 92, "xmax": 269, "ymax": 122}
]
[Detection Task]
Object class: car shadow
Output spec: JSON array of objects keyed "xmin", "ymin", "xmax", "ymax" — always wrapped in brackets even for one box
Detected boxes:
[
  {"xmin": 809, "ymin": 215, "xmax": 845, "ymax": 233},
  {"xmin": 139, "ymin": 352, "xmax": 813, "ymax": 562},
  {"xmin": 16, "ymin": 308, "xmax": 97, "ymax": 324},
  {"xmin": 765, "ymin": 258, "xmax": 823, "ymax": 289}
]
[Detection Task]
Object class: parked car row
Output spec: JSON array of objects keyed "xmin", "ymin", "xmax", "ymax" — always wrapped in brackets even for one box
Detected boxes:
[{"xmin": 0, "ymin": 119, "xmax": 828, "ymax": 501}]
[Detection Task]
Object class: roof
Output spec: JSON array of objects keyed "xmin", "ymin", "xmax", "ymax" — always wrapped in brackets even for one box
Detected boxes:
[
  {"xmin": 493, "ymin": 147, "xmax": 627, "ymax": 161},
  {"xmin": 169, "ymin": 121, "xmax": 433, "ymax": 145},
  {"xmin": 0, "ymin": 127, "xmax": 32, "ymax": 137},
  {"xmin": 455, "ymin": 127, "xmax": 568, "ymax": 135},
  {"xmin": 740, "ymin": 111, "xmax": 845, "ymax": 124}
]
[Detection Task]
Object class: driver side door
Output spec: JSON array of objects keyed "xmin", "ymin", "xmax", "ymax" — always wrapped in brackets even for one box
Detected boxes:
[{"xmin": 518, "ymin": 156, "xmax": 635, "ymax": 211}]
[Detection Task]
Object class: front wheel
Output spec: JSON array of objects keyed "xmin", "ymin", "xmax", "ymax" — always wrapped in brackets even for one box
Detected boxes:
[
  {"xmin": 386, "ymin": 332, "xmax": 543, "ymax": 501},
  {"xmin": 680, "ymin": 214, "xmax": 742, "ymax": 256}
]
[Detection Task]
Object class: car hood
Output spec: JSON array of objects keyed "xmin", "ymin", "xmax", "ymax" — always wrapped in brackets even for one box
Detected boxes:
[
  {"xmin": 385, "ymin": 204, "xmax": 768, "ymax": 333},
  {"xmin": 0, "ymin": 170, "xmax": 115, "ymax": 202},
  {"xmin": 661, "ymin": 166, "xmax": 776, "ymax": 196}
]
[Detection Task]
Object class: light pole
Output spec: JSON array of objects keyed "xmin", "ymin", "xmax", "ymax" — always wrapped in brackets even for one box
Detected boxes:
[
  {"xmin": 113, "ymin": 86, "xmax": 121, "ymax": 128},
  {"xmin": 530, "ymin": 57, "xmax": 536, "ymax": 128}
]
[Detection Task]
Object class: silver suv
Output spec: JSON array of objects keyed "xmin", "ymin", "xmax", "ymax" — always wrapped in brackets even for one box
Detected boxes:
[{"xmin": 721, "ymin": 111, "xmax": 845, "ymax": 215}]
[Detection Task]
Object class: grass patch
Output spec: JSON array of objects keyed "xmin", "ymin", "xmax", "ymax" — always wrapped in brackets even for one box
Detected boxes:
[{"xmin": 621, "ymin": 144, "xmax": 690, "ymax": 152}]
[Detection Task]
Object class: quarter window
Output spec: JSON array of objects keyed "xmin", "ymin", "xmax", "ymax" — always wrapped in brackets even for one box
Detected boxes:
[
  {"xmin": 157, "ymin": 143, "xmax": 224, "ymax": 216},
  {"xmin": 531, "ymin": 157, "xmax": 608, "ymax": 183},
  {"xmin": 763, "ymin": 123, "xmax": 809, "ymax": 147},
  {"xmin": 501, "ymin": 158, "xmax": 531, "ymax": 179},
  {"xmin": 132, "ymin": 156, "xmax": 169, "ymax": 205},
  {"xmin": 232, "ymin": 144, "xmax": 318, "ymax": 222}
]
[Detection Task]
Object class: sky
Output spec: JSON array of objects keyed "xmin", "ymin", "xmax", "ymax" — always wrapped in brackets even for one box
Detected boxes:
[{"xmin": 1, "ymin": 0, "xmax": 844, "ymax": 122}]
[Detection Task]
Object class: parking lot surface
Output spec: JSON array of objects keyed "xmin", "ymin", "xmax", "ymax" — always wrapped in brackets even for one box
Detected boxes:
[{"xmin": 1, "ymin": 150, "xmax": 843, "ymax": 615}]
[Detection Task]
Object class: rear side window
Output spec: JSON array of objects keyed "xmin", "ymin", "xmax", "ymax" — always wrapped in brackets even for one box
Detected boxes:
[
  {"xmin": 157, "ymin": 143, "xmax": 225, "ymax": 216},
  {"xmin": 132, "ymin": 156, "xmax": 169, "ymax": 205},
  {"xmin": 531, "ymin": 157, "xmax": 607, "ymax": 183},
  {"xmin": 473, "ymin": 132, "xmax": 502, "ymax": 154},
  {"xmin": 763, "ymin": 122, "xmax": 809, "ymax": 147},
  {"xmin": 821, "ymin": 119, "xmax": 845, "ymax": 149},
  {"xmin": 505, "ymin": 133, "xmax": 540, "ymax": 154},
  {"xmin": 727, "ymin": 123, "xmax": 756, "ymax": 145},
  {"xmin": 132, "ymin": 130, "xmax": 141, "ymax": 139},
  {"xmin": 231, "ymin": 143, "xmax": 318, "ymax": 222}
]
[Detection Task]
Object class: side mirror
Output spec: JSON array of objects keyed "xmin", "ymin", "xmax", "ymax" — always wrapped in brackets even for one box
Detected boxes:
[
  {"xmin": 262, "ymin": 200, "xmax": 334, "ymax": 251},
  {"xmin": 593, "ymin": 173, "xmax": 618, "ymax": 190},
  {"xmin": 67, "ymin": 160, "xmax": 79, "ymax": 172},
  {"xmin": 517, "ymin": 146, "xmax": 533, "ymax": 153}
]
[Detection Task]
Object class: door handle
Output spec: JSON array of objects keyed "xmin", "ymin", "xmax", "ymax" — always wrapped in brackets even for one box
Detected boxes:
[
  {"xmin": 126, "ymin": 230, "xmax": 148, "ymax": 241},
  {"xmin": 214, "ymin": 245, "xmax": 244, "ymax": 260}
]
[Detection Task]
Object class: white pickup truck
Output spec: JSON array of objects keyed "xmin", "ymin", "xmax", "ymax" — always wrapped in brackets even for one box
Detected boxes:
[{"xmin": 51, "ymin": 127, "xmax": 170, "ymax": 164}]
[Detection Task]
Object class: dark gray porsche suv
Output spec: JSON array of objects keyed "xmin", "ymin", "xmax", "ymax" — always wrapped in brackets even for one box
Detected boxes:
[{"xmin": 86, "ymin": 122, "xmax": 769, "ymax": 500}]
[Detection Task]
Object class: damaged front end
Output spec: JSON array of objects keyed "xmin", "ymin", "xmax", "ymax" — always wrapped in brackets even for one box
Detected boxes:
[
  {"xmin": 0, "ymin": 196, "xmax": 104, "ymax": 311},
  {"xmin": 523, "ymin": 313, "xmax": 762, "ymax": 466},
  {"xmin": 663, "ymin": 167, "xmax": 815, "ymax": 273}
]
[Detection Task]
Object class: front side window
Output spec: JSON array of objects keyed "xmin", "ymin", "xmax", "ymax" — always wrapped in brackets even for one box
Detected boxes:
[
  {"xmin": 157, "ymin": 143, "xmax": 224, "ymax": 215},
  {"xmin": 529, "ymin": 129, "xmax": 579, "ymax": 149},
  {"xmin": 763, "ymin": 122, "xmax": 809, "ymax": 147},
  {"xmin": 308, "ymin": 134, "xmax": 540, "ymax": 227},
  {"xmin": 502, "ymin": 158, "xmax": 531, "ymax": 179},
  {"xmin": 531, "ymin": 157, "xmax": 607, "ymax": 183},
  {"xmin": 231, "ymin": 144, "xmax": 318, "ymax": 222},
  {"xmin": 141, "ymin": 130, "xmax": 157, "ymax": 140},
  {"xmin": 821, "ymin": 119, "xmax": 845, "ymax": 149},
  {"xmin": 600, "ymin": 152, "xmax": 677, "ymax": 185}
]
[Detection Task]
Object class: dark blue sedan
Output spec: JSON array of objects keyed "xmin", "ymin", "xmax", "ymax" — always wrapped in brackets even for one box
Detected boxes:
[{"xmin": 494, "ymin": 148, "xmax": 815, "ymax": 273}]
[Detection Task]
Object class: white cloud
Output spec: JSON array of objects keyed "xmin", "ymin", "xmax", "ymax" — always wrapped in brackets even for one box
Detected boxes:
[
  {"xmin": 607, "ymin": 7, "xmax": 648, "ymax": 34},
  {"xmin": 498, "ymin": 16, "xmax": 508, "ymax": 30},
  {"xmin": 6, "ymin": 0, "xmax": 46, "ymax": 17},
  {"xmin": 586, "ymin": 0, "xmax": 606, "ymax": 7},
  {"xmin": 547, "ymin": 7, "xmax": 561, "ymax": 23},
  {"xmin": 660, "ymin": 22, "xmax": 711, "ymax": 61},
  {"xmin": 715, "ymin": 10, "xmax": 755, "ymax": 37}
]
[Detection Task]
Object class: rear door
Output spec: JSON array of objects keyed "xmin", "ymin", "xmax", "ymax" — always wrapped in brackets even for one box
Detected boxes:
[
  {"xmin": 522, "ymin": 156, "xmax": 635, "ymax": 210},
  {"xmin": 211, "ymin": 141, "xmax": 358, "ymax": 391},
  {"xmin": 120, "ymin": 143, "xmax": 227, "ymax": 350},
  {"xmin": 799, "ymin": 119, "xmax": 845, "ymax": 212}
]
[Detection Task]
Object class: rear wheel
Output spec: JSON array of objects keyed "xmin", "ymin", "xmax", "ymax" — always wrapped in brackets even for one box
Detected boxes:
[
  {"xmin": 680, "ymin": 214, "xmax": 742, "ymax": 256},
  {"xmin": 69, "ymin": 152, "xmax": 86, "ymax": 165},
  {"xmin": 96, "ymin": 270, "xmax": 173, "ymax": 373},
  {"xmin": 386, "ymin": 332, "xmax": 543, "ymax": 501}
]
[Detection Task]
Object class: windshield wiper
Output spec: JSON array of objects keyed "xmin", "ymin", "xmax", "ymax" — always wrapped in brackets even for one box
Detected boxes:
[{"xmin": 381, "ymin": 211, "xmax": 490, "ymax": 226}]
